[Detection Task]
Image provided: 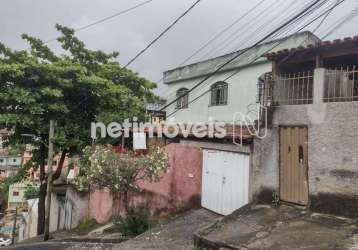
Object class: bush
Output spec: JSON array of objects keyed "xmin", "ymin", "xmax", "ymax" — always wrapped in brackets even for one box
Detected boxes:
[
  {"xmin": 113, "ymin": 209, "xmax": 151, "ymax": 237},
  {"xmin": 71, "ymin": 219, "xmax": 99, "ymax": 235}
]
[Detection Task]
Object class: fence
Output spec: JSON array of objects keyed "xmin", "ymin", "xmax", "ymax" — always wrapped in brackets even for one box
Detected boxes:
[
  {"xmin": 324, "ymin": 66, "xmax": 358, "ymax": 102},
  {"xmin": 259, "ymin": 71, "xmax": 314, "ymax": 106}
]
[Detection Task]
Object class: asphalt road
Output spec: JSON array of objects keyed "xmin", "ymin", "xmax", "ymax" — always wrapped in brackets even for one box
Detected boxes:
[
  {"xmin": 3, "ymin": 242, "xmax": 116, "ymax": 250},
  {"xmin": 3, "ymin": 209, "xmax": 220, "ymax": 250}
]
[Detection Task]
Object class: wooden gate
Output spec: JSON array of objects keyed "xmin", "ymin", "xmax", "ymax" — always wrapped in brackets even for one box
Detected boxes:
[
  {"xmin": 279, "ymin": 126, "xmax": 308, "ymax": 205},
  {"xmin": 202, "ymin": 149, "xmax": 249, "ymax": 215}
]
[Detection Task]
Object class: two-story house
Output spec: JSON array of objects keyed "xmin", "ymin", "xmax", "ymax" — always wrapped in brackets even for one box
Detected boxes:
[
  {"xmin": 253, "ymin": 35, "xmax": 358, "ymax": 218},
  {"xmin": 159, "ymin": 32, "xmax": 321, "ymax": 215}
]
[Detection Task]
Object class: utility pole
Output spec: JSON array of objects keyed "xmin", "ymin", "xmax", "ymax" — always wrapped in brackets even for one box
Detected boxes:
[
  {"xmin": 44, "ymin": 120, "xmax": 55, "ymax": 241},
  {"xmin": 11, "ymin": 207, "xmax": 18, "ymax": 245}
]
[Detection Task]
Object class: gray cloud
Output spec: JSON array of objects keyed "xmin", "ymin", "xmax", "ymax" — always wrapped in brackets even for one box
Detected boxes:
[{"xmin": 0, "ymin": 0, "xmax": 356, "ymax": 96}]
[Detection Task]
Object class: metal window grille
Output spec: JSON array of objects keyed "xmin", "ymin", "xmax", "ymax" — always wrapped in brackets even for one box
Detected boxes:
[
  {"xmin": 324, "ymin": 66, "xmax": 358, "ymax": 102},
  {"xmin": 176, "ymin": 88, "xmax": 189, "ymax": 109},
  {"xmin": 210, "ymin": 82, "xmax": 228, "ymax": 106},
  {"xmin": 272, "ymin": 71, "xmax": 313, "ymax": 105}
]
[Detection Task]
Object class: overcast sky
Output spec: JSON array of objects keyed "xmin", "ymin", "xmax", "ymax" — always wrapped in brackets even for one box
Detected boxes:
[{"xmin": 1, "ymin": 0, "xmax": 357, "ymax": 96}]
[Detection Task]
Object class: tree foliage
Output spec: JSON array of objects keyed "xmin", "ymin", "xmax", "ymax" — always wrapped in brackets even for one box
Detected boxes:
[
  {"xmin": 73, "ymin": 146, "xmax": 169, "ymax": 212},
  {"xmin": 0, "ymin": 24, "xmax": 156, "ymax": 156},
  {"xmin": 0, "ymin": 24, "xmax": 157, "ymax": 233}
]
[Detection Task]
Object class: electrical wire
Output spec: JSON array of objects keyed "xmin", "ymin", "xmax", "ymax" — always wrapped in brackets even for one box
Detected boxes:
[
  {"xmin": 124, "ymin": 0, "xmax": 203, "ymax": 67},
  {"xmin": 165, "ymin": 0, "xmax": 347, "ymax": 119},
  {"xmin": 321, "ymin": 5, "xmax": 358, "ymax": 39},
  {"xmin": 153, "ymin": 0, "xmax": 269, "ymax": 91},
  {"xmin": 161, "ymin": 0, "xmax": 324, "ymax": 113},
  {"xmin": 39, "ymin": 0, "xmax": 155, "ymax": 45},
  {"xmin": 159, "ymin": 0, "xmax": 322, "ymax": 101}
]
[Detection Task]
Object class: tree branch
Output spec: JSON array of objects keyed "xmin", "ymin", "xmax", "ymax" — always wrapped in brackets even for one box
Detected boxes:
[{"xmin": 53, "ymin": 149, "xmax": 68, "ymax": 181}]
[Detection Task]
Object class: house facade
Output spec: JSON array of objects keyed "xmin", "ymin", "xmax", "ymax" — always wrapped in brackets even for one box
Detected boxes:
[
  {"xmin": 164, "ymin": 32, "xmax": 320, "ymax": 123},
  {"xmin": 157, "ymin": 32, "xmax": 321, "ymax": 216},
  {"xmin": 7, "ymin": 182, "xmax": 28, "ymax": 209},
  {"xmin": 253, "ymin": 36, "xmax": 358, "ymax": 218}
]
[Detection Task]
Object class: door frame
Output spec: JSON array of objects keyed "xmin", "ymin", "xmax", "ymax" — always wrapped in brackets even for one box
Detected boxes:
[{"xmin": 278, "ymin": 125, "xmax": 309, "ymax": 206}]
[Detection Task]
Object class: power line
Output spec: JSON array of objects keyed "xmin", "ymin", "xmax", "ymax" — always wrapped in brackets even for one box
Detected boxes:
[
  {"xmin": 159, "ymin": 0, "xmax": 318, "ymax": 102},
  {"xmin": 40, "ymin": 0, "xmax": 155, "ymax": 45},
  {"xmin": 321, "ymin": 5, "xmax": 358, "ymax": 39},
  {"xmin": 160, "ymin": 0, "xmax": 325, "ymax": 112},
  {"xmin": 165, "ymin": 0, "xmax": 347, "ymax": 119},
  {"xmin": 162, "ymin": 0, "xmax": 329, "ymax": 103},
  {"xmin": 312, "ymin": 0, "xmax": 339, "ymax": 33},
  {"xmin": 197, "ymin": 0, "xmax": 287, "ymax": 61},
  {"xmin": 153, "ymin": 0, "xmax": 269, "ymax": 91},
  {"xmin": 124, "ymin": 0, "xmax": 203, "ymax": 68},
  {"xmin": 178, "ymin": 0, "xmax": 268, "ymax": 67}
]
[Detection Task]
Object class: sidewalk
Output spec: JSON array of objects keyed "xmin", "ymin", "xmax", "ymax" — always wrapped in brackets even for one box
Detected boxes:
[{"xmin": 195, "ymin": 205, "xmax": 358, "ymax": 250}]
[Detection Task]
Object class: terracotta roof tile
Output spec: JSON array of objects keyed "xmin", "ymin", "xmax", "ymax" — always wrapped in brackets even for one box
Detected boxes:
[{"xmin": 264, "ymin": 35, "xmax": 358, "ymax": 59}]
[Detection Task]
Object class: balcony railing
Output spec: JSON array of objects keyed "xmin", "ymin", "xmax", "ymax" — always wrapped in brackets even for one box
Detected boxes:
[
  {"xmin": 262, "ymin": 72, "xmax": 314, "ymax": 106},
  {"xmin": 324, "ymin": 66, "xmax": 358, "ymax": 102}
]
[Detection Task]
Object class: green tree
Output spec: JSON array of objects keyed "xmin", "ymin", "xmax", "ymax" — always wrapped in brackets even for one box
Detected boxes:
[{"xmin": 0, "ymin": 24, "xmax": 156, "ymax": 234}]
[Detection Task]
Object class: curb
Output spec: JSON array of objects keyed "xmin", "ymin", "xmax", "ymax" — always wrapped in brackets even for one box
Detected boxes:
[
  {"xmin": 52, "ymin": 237, "xmax": 128, "ymax": 244},
  {"xmin": 193, "ymin": 204, "xmax": 253, "ymax": 250}
]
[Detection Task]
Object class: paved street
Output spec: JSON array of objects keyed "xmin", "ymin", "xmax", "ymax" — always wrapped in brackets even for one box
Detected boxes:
[
  {"xmin": 4, "ymin": 209, "xmax": 220, "ymax": 250},
  {"xmin": 4, "ymin": 242, "xmax": 115, "ymax": 250}
]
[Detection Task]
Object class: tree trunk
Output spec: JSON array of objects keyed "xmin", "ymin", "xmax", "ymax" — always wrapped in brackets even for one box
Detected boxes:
[
  {"xmin": 53, "ymin": 149, "xmax": 67, "ymax": 180},
  {"xmin": 122, "ymin": 189, "xmax": 130, "ymax": 214},
  {"xmin": 38, "ymin": 148, "xmax": 67, "ymax": 236}
]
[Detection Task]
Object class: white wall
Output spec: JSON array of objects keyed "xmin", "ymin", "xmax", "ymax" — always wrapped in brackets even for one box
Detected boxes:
[
  {"xmin": 164, "ymin": 32, "xmax": 320, "ymax": 124},
  {"xmin": 166, "ymin": 62, "xmax": 271, "ymax": 123}
]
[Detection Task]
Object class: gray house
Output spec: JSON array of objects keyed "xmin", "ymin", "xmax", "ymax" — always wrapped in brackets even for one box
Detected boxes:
[{"xmin": 254, "ymin": 35, "xmax": 358, "ymax": 218}]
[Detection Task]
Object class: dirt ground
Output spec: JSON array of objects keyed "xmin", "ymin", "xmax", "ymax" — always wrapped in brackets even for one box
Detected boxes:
[{"xmin": 197, "ymin": 205, "xmax": 358, "ymax": 250}]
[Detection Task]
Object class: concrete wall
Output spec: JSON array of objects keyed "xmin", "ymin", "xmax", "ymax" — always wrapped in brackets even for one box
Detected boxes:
[
  {"xmin": 89, "ymin": 143, "xmax": 203, "ymax": 223},
  {"xmin": 253, "ymin": 101, "xmax": 358, "ymax": 217},
  {"xmin": 65, "ymin": 186, "xmax": 89, "ymax": 228},
  {"xmin": 49, "ymin": 193, "xmax": 65, "ymax": 233}
]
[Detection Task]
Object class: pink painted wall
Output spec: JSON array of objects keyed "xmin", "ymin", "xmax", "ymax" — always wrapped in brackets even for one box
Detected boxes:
[{"xmin": 88, "ymin": 143, "xmax": 203, "ymax": 223}]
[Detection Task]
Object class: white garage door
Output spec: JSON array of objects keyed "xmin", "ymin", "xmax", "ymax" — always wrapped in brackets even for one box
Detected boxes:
[{"xmin": 202, "ymin": 149, "xmax": 249, "ymax": 215}]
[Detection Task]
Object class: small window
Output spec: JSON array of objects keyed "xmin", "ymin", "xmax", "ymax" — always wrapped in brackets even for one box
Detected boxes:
[
  {"xmin": 0, "ymin": 159, "xmax": 4, "ymax": 163},
  {"xmin": 176, "ymin": 88, "xmax": 189, "ymax": 109},
  {"xmin": 210, "ymin": 82, "xmax": 228, "ymax": 106},
  {"xmin": 13, "ymin": 159, "xmax": 17, "ymax": 163},
  {"xmin": 13, "ymin": 191, "xmax": 19, "ymax": 196}
]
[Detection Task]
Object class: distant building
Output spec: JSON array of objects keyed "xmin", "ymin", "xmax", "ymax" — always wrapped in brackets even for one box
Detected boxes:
[
  {"xmin": 7, "ymin": 183, "xmax": 29, "ymax": 209},
  {"xmin": 0, "ymin": 154, "xmax": 22, "ymax": 180},
  {"xmin": 145, "ymin": 99, "xmax": 166, "ymax": 124}
]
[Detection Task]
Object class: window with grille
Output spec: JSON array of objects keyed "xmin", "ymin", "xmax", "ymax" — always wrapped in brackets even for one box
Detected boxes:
[
  {"xmin": 176, "ymin": 88, "xmax": 189, "ymax": 109},
  {"xmin": 210, "ymin": 82, "xmax": 228, "ymax": 106}
]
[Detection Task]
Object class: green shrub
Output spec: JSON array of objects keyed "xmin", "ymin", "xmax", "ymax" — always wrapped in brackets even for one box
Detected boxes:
[
  {"xmin": 71, "ymin": 219, "xmax": 99, "ymax": 235},
  {"xmin": 113, "ymin": 208, "xmax": 151, "ymax": 237}
]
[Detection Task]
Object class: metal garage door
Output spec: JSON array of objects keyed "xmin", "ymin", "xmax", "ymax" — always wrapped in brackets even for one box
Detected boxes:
[{"xmin": 201, "ymin": 149, "xmax": 250, "ymax": 215}]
